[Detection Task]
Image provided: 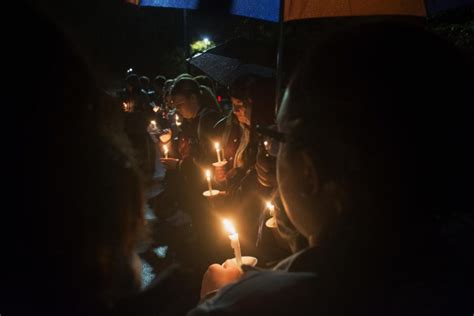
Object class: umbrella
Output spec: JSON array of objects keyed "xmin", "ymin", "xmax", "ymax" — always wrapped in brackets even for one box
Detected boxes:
[
  {"xmin": 187, "ymin": 38, "xmax": 276, "ymax": 86},
  {"xmin": 139, "ymin": 0, "xmax": 472, "ymax": 19}
]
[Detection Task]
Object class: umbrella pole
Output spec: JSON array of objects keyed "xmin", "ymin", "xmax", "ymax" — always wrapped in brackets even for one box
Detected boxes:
[
  {"xmin": 183, "ymin": 8, "xmax": 190, "ymax": 73},
  {"xmin": 275, "ymin": 0, "xmax": 285, "ymax": 115}
]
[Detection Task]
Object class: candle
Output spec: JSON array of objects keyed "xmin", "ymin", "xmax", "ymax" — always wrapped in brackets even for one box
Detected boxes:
[
  {"xmin": 163, "ymin": 145, "xmax": 169, "ymax": 159},
  {"xmin": 123, "ymin": 102, "xmax": 128, "ymax": 112},
  {"xmin": 150, "ymin": 120, "xmax": 157, "ymax": 129},
  {"xmin": 266, "ymin": 201, "xmax": 275, "ymax": 216},
  {"xmin": 264, "ymin": 141, "xmax": 268, "ymax": 147},
  {"xmin": 205, "ymin": 169, "xmax": 213, "ymax": 193},
  {"xmin": 215, "ymin": 142, "xmax": 222, "ymax": 162},
  {"xmin": 223, "ymin": 219, "xmax": 242, "ymax": 266},
  {"xmin": 175, "ymin": 114, "xmax": 182, "ymax": 126}
]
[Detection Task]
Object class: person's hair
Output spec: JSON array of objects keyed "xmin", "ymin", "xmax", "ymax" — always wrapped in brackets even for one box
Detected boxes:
[
  {"xmin": 229, "ymin": 74, "xmax": 275, "ymax": 126},
  {"xmin": 21, "ymin": 7, "xmax": 146, "ymax": 312},
  {"xmin": 194, "ymin": 75, "xmax": 215, "ymax": 93},
  {"xmin": 285, "ymin": 21, "xmax": 473, "ymax": 272},
  {"xmin": 170, "ymin": 77, "xmax": 218, "ymax": 111},
  {"xmin": 228, "ymin": 73, "xmax": 259, "ymax": 101}
]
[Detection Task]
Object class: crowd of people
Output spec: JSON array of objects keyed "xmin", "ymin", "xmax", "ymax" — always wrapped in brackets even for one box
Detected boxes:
[{"xmin": 16, "ymin": 6, "xmax": 474, "ymax": 316}]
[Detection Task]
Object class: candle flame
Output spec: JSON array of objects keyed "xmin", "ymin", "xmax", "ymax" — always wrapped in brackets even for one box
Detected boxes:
[
  {"xmin": 163, "ymin": 145, "xmax": 168, "ymax": 153},
  {"xmin": 264, "ymin": 141, "xmax": 268, "ymax": 147},
  {"xmin": 266, "ymin": 201, "xmax": 275, "ymax": 215},
  {"xmin": 214, "ymin": 142, "xmax": 220, "ymax": 150},
  {"xmin": 151, "ymin": 120, "xmax": 156, "ymax": 125},
  {"xmin": 205, "ymin": 169, "xmax": 211, "ymax": 179},
  {"xmin": 223, "ymin": 219, "xmax": 236, "ymax": 235}
]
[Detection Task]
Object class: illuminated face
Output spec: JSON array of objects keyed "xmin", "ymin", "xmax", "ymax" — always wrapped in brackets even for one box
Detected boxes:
[
  {"xmin": 172, "ymin": 94, "xmax": 198, "ymax": 119},
  {"xmin": 231, "ymin": 97, "xmax": 251, "ymax": 126}
]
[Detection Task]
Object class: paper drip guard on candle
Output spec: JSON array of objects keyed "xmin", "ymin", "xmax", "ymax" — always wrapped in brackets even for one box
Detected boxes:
[
  {"xmin": 265, "ymin": 201, "xmax": 277, "ymax": 228},
  {"xmin": 223, "ymin": 256, "xmax": 258, "ymax": 269},
  {"xmin": 212, "ymin": 160, "xmax": 227, "ymax": 168},
  {"xmin": 265, "ymin": 217, "xmax": 277, "ymax": 228},
  {"xmin": 203, "ymin": 189, "xmax": 220, "ymax": 197}
]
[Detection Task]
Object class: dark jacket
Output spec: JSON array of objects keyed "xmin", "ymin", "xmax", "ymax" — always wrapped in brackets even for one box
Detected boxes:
[{"xmin": 187, "ymin": 248, "xmax": 322, "ymax": 316}]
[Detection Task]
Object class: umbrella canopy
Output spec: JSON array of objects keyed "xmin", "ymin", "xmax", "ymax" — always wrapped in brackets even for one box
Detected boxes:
[
  {"xmin": 139, "ymin": 0, "xmax": 472, "ymax": 19},
  {"xmin": 188, "ymin": 38, "xmax": 276, "ymax": 86}
]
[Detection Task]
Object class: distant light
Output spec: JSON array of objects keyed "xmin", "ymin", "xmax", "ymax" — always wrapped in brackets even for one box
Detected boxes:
[
  {"xmin": 217, "ymin": 95, "xmax": 222, "ymax": 102},
  {"xmin": 203, "ymin": 37, "xmax": 210, "ymax": 45},
  {"xmin": 127, "ymin": 68, "xmax": 134, "ymax": 73}
]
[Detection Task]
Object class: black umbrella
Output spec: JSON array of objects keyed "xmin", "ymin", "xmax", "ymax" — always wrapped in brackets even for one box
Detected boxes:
[{"xmin": 187, "ymin": 37, "xmax": 277, "ymax": 86}]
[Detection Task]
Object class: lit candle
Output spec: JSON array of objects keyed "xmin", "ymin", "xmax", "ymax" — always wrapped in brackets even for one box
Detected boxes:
[
  {"xmin": 150, "ymin": 120, "xmax": 157, "ymax": 129},
  {"xmin": 264, "ymin": 141, "xmax": 268, "ymax": 147},
  {"xmin": 163, "ymin": 145, "xmax": 169, "ymax": 159},
  {"xmin": 215, "ymin": 142, "xmax": 222, "ymax": 162},
  {"xmin": 265, "ymin": 201, "xmax": 277, "ymax": 228},
  {"xmin": 123, "ymin": 102, "xmax": 128, "ymax": 111},
  {"xmin": 266, "ymin": 201, "xmax": 275, "ymax": 216},
  {"xmin": 175, "ymin": 114, "xmax": 182, "ymax": 126},
  {"xmin": 205, "ymin": 169, "xmax": 213, "ymax": 193},
  {"xmin": 223, "ymin": 219, "xmax": 242, "ymax": 266}
]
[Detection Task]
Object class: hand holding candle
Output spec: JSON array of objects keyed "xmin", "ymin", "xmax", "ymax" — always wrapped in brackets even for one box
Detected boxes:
[{"xmin": 223, "ymin": 219, "xmax": 242, "ymax": 266}]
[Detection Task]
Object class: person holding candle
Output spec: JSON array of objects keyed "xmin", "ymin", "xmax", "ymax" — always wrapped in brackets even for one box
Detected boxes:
[
  {"xmin": 160, "ymin": 77, "xmax": 223, "ymax": 171},
  {"xmin": 188, "ymin": 22, "xmax": 474, "ymax": 315},
  {"xmin": 156, "ymin": 76, "xmax": 225, "ymax": 267},
  {"xmin": 213, "ymin": 74, "xmax": 275, "ymax": 189},
  {"xmin": 210, "ymin": 75, "xmax": 278, "ymax": 261}
]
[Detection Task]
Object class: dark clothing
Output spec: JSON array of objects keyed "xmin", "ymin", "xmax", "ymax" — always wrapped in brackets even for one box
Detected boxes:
[
  {"xmin": 115, "ymin": 264, "xmax": 199, "ymax": 316},
  {"xmin": 165, "ymin": 106, "xmax": 225, "ymax": 268},
  {"xmin": 187, "ymin": 248, "xmax": 321, "ymax": 316},
  {"xmin": 214, "ymin": 114, "xmax": 281, "ymax": 264}
]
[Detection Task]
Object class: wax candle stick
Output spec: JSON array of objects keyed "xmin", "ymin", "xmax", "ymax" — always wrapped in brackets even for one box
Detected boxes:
[
  {"xmin": 215, "ymin": 142, "xmax": 222, "ymax": 162},
  {"xmin": 223, "ymin": 219, "xmax": 242, "ymax": 266},
  {"xmin": 205, "ymin": 169, "xmax": 213, "ymax": 193}
]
